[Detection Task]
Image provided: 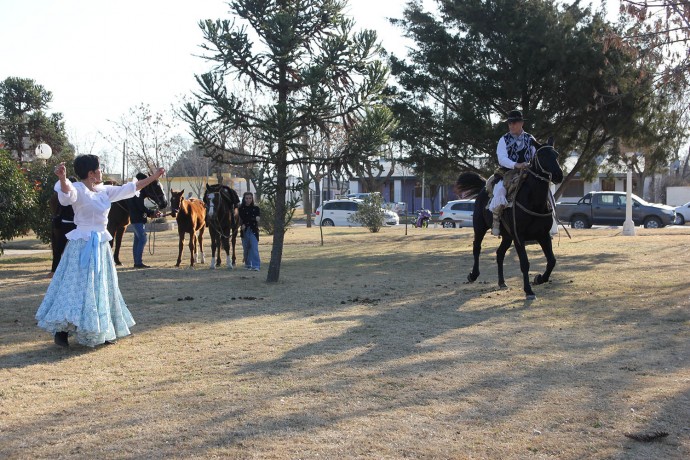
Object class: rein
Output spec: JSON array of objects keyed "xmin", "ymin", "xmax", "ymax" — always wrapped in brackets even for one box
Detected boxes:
[{"xmin": 508, "ymin": 146, "xmax": 571, "ymax": 245}]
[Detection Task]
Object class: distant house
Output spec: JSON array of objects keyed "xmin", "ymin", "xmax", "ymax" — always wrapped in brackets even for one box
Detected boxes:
[
  {"xmin": 347, "ymin": 160, "xmax": 461, "ymax": 212},
  {"xmin": 557, "ymin": 152, "xmax": 672, "ymax": 204}
]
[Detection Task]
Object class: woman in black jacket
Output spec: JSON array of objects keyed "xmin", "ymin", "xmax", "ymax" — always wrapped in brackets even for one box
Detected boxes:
[{"xmin": 238, "ymin": 192, "xmax": 260, "ymax": 270}]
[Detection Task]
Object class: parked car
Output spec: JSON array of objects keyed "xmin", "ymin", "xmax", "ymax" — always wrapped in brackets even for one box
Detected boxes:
[
  {"xmin": 345, "ymin": 192, "xmax": 376, "ymax": 200},
  {"xmin": 438, "ymin": 199, "xmax": 476, "ymax": 228},
  {"xmin": 383, "ymin": 201, "xmax": 407, "ymax": 215},
  {"xmin": 346, "ymin": 192, "xmax": 406, "ymax": 215},
  {"xmin": 674, "ymin": 201, "xmax": 690, "ymax": 225},
  {"xmin": 315, "ymin": 199, "xmax": 399, "ymax": 227},
  {"xmin": 556, "ymin": 192, "xmax": 676, "ymax": 229}
]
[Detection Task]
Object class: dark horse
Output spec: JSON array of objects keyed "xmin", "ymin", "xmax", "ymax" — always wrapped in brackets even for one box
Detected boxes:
[
  {"xmin": 170, "ymin": 189, "xmax": 206, "ymax": 268},
  {"xmin": 106, "ymin": 176, "xmax": 168, "ymax": 266},
  {"xmin": 203, "ymin": 183, "xmax": 240, "ymax": 269},
  {"xmin": 455, "ymin": 142, "xmax": 564, "ymax": 299}
]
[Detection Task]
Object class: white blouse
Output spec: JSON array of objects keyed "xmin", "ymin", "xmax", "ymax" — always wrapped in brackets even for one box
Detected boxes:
[{"xmin": 54, "ymin": 179, "xmax": 139, "ymax": 242}]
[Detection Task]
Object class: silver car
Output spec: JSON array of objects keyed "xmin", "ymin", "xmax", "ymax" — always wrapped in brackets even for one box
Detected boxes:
[
  {"xmin": 316, "ymin": 199, "xmax": 399, "ymax": 227},
  {"xmin": 439, "ymin": 199, "xmax": 476, "ymax": 228},
  {"xmin": 675, "ymin": 201, "xmax": 690, "ymax": 225}
]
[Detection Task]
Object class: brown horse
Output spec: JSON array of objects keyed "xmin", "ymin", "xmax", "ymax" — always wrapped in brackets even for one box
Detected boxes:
[
  {"xmin": 203, "ymin": 183, "xmax": 240, "ymax": 269},
  {"xmin": 170, "ymin": 189, "xmax": 206, "ymax": 268},
  {"xmin": 106, "ymin": 176, "xmax": 168, "ymax": 265}
]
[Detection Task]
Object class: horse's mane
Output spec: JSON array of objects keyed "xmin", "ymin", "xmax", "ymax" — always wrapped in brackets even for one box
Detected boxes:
[{"xmin": 455, "ymin": 172, "xmax": 487, "ymax": 200}]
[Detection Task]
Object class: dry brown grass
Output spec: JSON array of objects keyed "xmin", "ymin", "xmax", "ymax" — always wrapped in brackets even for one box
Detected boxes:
[{"xmin": 1, "ymin": 224, "xmax": 689, "ymax": 459}]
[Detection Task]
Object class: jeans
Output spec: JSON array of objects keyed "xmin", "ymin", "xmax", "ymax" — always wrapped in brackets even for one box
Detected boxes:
[
  {"xmin": 131, "ymin": 223, "xmax": 147, "ymax": 265},
  {"xmin": 242, "ymin": 231, "xmax": 260, "ymax": 269}
]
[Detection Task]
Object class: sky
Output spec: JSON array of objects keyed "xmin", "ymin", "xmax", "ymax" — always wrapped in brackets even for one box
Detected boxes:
[
  {"xmin": 0, "ymin": 0, "xmax": 416, "ymax": 150},
  {"xmin": 1, "ymin": 0, "xmax": 614, "ymax": 162}
]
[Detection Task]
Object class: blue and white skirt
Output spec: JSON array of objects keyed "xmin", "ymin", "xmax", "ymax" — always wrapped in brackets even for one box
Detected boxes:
[{"xmin": 36, "ymin": 238, "xmax": 135, "ymax": 347}]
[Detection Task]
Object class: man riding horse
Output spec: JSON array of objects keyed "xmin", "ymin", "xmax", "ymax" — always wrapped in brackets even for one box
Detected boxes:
[{"xmin": 488, "ymin": 109, "xmax": 537, "ymax": 236}]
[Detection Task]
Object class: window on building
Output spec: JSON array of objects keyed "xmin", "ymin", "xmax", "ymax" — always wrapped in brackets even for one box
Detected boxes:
[
  {"xmin": 561, "ymin": 179, "xmax": 584, "ymax": 198},
  {"xmin": 601, "ymin": 178, "xmax": 615, "ymax": 191}
]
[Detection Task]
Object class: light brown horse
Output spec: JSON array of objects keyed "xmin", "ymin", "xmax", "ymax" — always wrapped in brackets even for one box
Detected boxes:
[{"xmin": 170, "ymin": 189, "xmax": 206, "ymax": 268}]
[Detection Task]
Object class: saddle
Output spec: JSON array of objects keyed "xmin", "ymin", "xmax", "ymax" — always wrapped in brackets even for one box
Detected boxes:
[{"xmin": 486, "ymin": 168, "xmax": 527, "ymax": 210}]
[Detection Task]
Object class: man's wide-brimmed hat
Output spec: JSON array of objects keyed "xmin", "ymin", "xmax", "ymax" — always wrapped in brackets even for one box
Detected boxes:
[{"xmin": 505, "ymin": 110, "xmax": 525, "ymax": 122}]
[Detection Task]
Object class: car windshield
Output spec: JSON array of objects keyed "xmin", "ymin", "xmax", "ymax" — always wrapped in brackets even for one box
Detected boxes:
[{"xmin": 631, "ymin": 194, "xmax": 649, "ymax": 206}]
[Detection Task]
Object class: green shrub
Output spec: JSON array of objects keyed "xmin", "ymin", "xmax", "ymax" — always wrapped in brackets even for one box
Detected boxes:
[
  {"xmin": 0, "ymin": 150, "xmax": 37, "ymax": 252},
  {"xmin": 349, "ymin": 194, "xmax": 385, "ymax": 233},
  {"xmin": 258, "ymin": 198, "xmax": 295, "ymax": 236}
]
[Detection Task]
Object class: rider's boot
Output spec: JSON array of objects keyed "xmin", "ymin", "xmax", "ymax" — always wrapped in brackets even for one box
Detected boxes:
[{"xmin": 491, "ymin": 206, "xmax": 503, "ymax": 237}]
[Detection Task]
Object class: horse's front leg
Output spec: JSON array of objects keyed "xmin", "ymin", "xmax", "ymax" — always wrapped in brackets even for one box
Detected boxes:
[
  {"xmin": 113, "ymin": 227, "xmax": 125, "ymax": 266},
  {"xmin": 189, "ymin": 231, "xmax": 197, "ymax": 267},
  {"xmin": 496, "ymin": 236, "xmax": 512, "ymax": 289},
  {"xmin": 198, "ymin": 226, "xmax": 206, "ymax": 264},
  {"xmin": 230, "ymin": 230, "xmax": 237, "ymax": 268},
  {"xmin": 220, "ymin": 234, "xmax": 229, "ymax": 267},
  {"xmin": 533, "ymin": 236, "xmax": 556, "ymax": 285},
  {"xmin": 468, "ymin": 230, "xmax": 484, "ymax": 282},
  {"xmin": 175, "ymin": 231, "xmax": 185, "ymax": 267},
  {"xmin": 513, "ymin": 241, "xmax": 535, "ymax": 299},
  {"xmin": 222, "ymin": 234, "xmax": 232, "ymax": 269},
  {"xmin": 209, "ymin": 232, "xmax": 218, "ymax": 269}
]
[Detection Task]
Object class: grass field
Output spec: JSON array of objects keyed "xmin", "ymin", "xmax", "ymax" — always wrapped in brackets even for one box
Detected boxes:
[{"xmin": 1, "ymin": 224, "xmax": 689, "ymax": 459}]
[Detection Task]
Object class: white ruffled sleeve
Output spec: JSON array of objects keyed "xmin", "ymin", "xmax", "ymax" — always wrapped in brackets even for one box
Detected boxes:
[
  {"xmin": 104, "ymin": 180, "xmax": 139, "ymax": 203},
  {"xmin": 54, "ymin": 179, "xmax": 77, "ymax": 206}
]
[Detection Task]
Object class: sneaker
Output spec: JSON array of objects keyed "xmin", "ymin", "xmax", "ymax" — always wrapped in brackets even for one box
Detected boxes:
[
  {"xmin": 252, "ymin": 267, "xmax": 259, "ymax": 271},
  {"xmin": 133, "ymin": 264, "xmax": 151, "ymax": 269},
  {"xmin": 54, "ymin": 331, "xmax": 69, "ymax": 348}
]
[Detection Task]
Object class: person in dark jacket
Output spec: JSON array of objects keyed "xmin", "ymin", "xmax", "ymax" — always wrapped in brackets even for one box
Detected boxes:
[
  {"xmin": 127, "ymin": 172, "xmax": 160, "ymax": 268},
  {"xmin": 238, "ymin": 192, "xmax": 261, "ymax": 270},
  {"xmin": 49, "ymin": 177, "xmax": 78, "ymax": 276}
]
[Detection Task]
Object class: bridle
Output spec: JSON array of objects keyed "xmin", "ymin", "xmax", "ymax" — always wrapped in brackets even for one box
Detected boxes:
[
  {"xmin": 512, "ymin": 145, "xmax": 571, "ymax": 242},
  {"xmin": 525, "ymin": 146, "xmax": 556, "ymax": 183},
  {"xmin": 204, "ymin": 188, "xmax": 237, "ymax": 240}
]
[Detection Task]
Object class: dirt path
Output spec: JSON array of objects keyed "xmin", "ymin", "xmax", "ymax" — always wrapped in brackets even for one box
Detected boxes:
[{"xmin": 1, "ymin": 226, "xmax": 689, "ymax": 459}]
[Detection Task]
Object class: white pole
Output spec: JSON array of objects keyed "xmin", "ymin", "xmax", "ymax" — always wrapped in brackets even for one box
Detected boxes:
[{"xmin": 622, "ymin": 152, "xmax": 636, "ymax": 236}]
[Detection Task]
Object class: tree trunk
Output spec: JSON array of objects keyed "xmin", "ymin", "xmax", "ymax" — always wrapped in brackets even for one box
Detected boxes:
[
  {"xmin": 300, "ymin": 163, "xmax": 312, "ymax": 227},
  {"xmin": 267, "ymin": 61, "xmax": 289, "ymax": 283},
  {"xmin": 268, "ymin": 158, "xmax": 287, "ymax": 282}
]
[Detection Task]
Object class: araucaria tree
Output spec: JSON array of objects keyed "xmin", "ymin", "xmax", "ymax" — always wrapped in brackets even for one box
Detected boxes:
[{"xmin": 183, "ymin": 0, "xmax": 391, "ymax": 282}]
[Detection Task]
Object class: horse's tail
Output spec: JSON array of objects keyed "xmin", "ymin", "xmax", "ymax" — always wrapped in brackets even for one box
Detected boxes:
[{"xmin": 455, "ymin": 172, "xmax": 486, "ymax": 200}]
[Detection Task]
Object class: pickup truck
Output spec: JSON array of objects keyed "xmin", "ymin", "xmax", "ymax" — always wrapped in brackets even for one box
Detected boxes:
[{"xmin": 556, "ymin": 192, "xmax": 676, "ymax": 229}]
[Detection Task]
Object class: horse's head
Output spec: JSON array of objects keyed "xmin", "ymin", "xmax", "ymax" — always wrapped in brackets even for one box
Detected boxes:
[
  {"xmin": 204, "ymin": 184, "xmax": 239, "ymax": 220},
  {"xmin": 203, "ymin": 184, "xmax": 221, "ymax": 219},
  {"xmin": 532, "ymin": 139, "xmax": 563, "ymax": 184},
  {"xmin": 140, "ymin": 174, "xmax": 168, "ymax": 209},
  {"xmin": 170, "ymin": 189, "xmax": 185, "ymax": 218}
]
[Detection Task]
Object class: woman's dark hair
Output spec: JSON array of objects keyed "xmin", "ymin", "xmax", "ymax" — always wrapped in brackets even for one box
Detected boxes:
[
  {"xmin": 73, "ymin": 154, "xmax": 100, "ymax": 180},
  {"xmin": 240, "ymin": 192, "xmax": 254, "ymax": 207}
]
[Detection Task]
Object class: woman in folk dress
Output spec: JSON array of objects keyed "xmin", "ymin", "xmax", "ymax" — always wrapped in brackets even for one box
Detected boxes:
[{"xmin": 36, "ymin": 155, "xmax": 165, "ymax": 347}]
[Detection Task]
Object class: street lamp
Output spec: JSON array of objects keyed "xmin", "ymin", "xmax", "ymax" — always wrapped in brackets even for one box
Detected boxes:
[
  {"xmin": 34, "ymin": 143, "xmax": 52, "ymax": 160},
  {"xmin": 622, "ymin": 151, "xmax": 636, "ymax": 236}
]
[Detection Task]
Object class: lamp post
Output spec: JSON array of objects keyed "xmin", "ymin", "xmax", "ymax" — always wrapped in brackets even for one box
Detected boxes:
[
  {"xmin": 622, "ymin": 151, "xmax": 636, "ymax": 236},
  {"xmin": 34, "ymin": 143, "xmax": 52, "ymax": 161}
]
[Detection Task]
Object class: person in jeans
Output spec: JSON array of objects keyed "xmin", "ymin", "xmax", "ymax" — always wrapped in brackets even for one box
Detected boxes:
[
  {"xmin": 127, "ymin": 172, "xmax": 160, "ymax": 268},
  {"xmin": 238, "ymin": 192, "xmax": 261, "ymax": 271}
]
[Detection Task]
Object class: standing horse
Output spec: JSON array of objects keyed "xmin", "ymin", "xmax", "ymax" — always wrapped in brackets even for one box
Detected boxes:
[
  {"xmin": 170, "ymin": 189, "xmax": 206, "ymax": 268},
  {"xmin": 203, "ymin": 183, "xmax": 240, "ymax": 269},
  {"xmin": 455, "ymin": 143, "xmax": 564, "ymax": 299},
  {"xmin": 107, "ymin": 176, "xmax": 168, "ymax": 265}
]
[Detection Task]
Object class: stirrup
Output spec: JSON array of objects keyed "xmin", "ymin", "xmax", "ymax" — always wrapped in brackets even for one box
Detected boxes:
[{"xmin": 491, "ymin": 220, "xmax": 501, "ymax": 236}]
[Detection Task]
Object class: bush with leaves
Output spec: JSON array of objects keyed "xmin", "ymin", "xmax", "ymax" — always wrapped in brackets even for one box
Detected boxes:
[
  {"xmin": 258, "ymin": 198, "xmax": 296, "ymax": 236},
  {"xmin": 0, "ymin": 150, "xmax": 37, "ymax": 252},
  {"xmin": 348, "ymin": 194, "xmax": 385, "ymax": 233}
]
